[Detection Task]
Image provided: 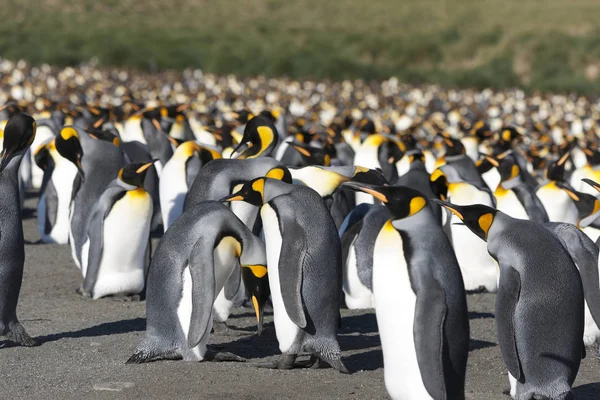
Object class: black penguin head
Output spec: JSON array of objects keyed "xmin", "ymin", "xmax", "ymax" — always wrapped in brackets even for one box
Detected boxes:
[
  {"xmin": 582, "ymin": 147, "xmax": 600, "ymax": 166},
  {"xmin": 0, "ymin": 113, "xmax": 37, "ymax": 172},
  {"xmin": 498, "ymin": 126, "xmax": 522, "ymax": 147},
  {"xmin": 87, "ymin": 127, "xmax": 121, "ymax": 147},
  {"xmin": 118, "ymin": 161, "xmax": 155, "ymax": 188},
  {"xmin": 433, "ymin": 199, "xmax": 497, "ymax": 242},
  {"xmin": 439, "ymin": 133, "xmax": 465, "ymax": 157},
  {"xmin": 487, "ymin": 154, "xmax": 520, "ymax": 183},
  {"xmin": 34, "ymin": 141, "xmax": 52, "ymax": 171},
  {"xmin": 471, "ymin": 121, "xmax": 494, "ymax": 142},
  {"xmin": 55, "ymin": 126, "xmax": 84, "ymax": 177},
  {"xmin": 546, "ymin": 151, "xmax": 570, "ymax": 182},
  {"xmin": 565, "ymin": 181, "xmax": 600, "ymax": 227},
  {"xmin": 221, "ymin": 177, "xmax": 267, "ymax": 206},
  {"xmin": 351, "ymin": 166, "xmax": 389, "ymax": 186},
  {"xmin": 232, "ymin": 109, "xmax": 255, "ymax": 125},
  {"xmin": 230, "ymin": 116, "xmax": 279, "ymax": 159},
  {"xmin": 240, "ymin": 264, "xmax": 269, "ymax": 335},
  {"xmin": 340, "ymin": 182, "xmax": 429, "ymax": 220},
  {"xmin": 290, "ymin": 141, "xmax": 330, "ymax": 166},
  {"xmin": 429, "ymin": 168, "xmax": 449, "ymax": 201}
]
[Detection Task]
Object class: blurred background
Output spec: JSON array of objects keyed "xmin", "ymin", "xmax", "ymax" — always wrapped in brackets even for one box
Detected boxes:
[{"xmin": 2, "ymin": 0, "xmax": 600, "ymax": 94}]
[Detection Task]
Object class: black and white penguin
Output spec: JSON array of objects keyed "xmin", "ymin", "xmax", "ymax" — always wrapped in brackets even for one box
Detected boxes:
[
  {"xmin": 436, "ymin": 200, "xmax": 584, "ymax": 400},
  {"xmin": 128, "ymin": 202, "xmax": 268, "ymax": 363},
  {"xmin": 223, "ymin": 178, "xmax": 348, "ymax": 372},
  {"xmin": 79, "ymin": 162, "xmax": 155, "ymax": 299},
  {"xmin": 0, "ymin": 113, "xmax": 37, "ymax": 346}
]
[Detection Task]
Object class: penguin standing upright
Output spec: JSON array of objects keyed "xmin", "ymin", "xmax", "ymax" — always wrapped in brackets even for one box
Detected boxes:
[
  {"xmin": 55, "ymin": 126, "xmax": 124, "ymax": 269},
  {"xmin": 79, "ymin": 162, "xmax": 155, "ymax": 299},
  {"xmin": 223, "ymin": 178, "xmax": 348, "ymax": 372},
  {"xmin": 436, "ymin": 200, "xmax": 584, "ymax": 400},
  {"xmin": 128, "ymin": 202, "xmax": 268, "ymax": 363},
  {"xmin": 0, "ymin": 113, "xmax": 37, "ymax": 346},
  {"xmin": 535, "ymin": 152, "xmax": 579, "ymax": 224},
  {"xmin": 35, "ymin": 139, "xmax": 79, "ymax": 244},
  {"xmin": 159, "ymin": 141, "xmax": 221, "ymax": 231},
  {"xmin": 341, "ymin": 183, "xmax": 469, "ymax": 399}
]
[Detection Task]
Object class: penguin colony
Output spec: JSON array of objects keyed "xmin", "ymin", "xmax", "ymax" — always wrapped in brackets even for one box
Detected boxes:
[{"xmin": 2, "ymin": 59, "xmax": 600, "ymax": 399}]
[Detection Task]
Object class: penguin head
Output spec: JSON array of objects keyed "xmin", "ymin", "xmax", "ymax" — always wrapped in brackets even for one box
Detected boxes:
[
  {"xmin": 240, "ymin": 263, "xmax": 269, "ymax": 335},
  {"xmin": 582, "ymin": 147, "xmax": 600, "ymax": 166},
  {"xmin": 56, "ymin": 126, "xmax": 84, "ymax": 177},
  {"xmin": 565, "ymin": 181, "xmax": 600, "ymax": 228},
  {"xmin": 439, "ymin": 132, "xmax": 465, "ymax": 157},
  {"xmin": 221, "ymin": 168, "xmax": 291, "ymax": 206},
  {"xmin": 545, "ymin": 151, "xmax": 570, "ymax": 182},
  {"xmin": 487, "ymin": 153, "xmax": 520, "ymax": 184},
  {"xmin": 471, "ymin": 121, "xmax": 494, "ymax": 142},
  {"xmin": 34, "ymin": 141, "xmax": 52, "ymax": 171},
  {"xmin": 118, "ymin": 161, "xmax": 155, "ymax": 188},
  {"xmin": 290, "ymin": 141, "xmax": 331, "ymax": 166},
  {"xmin": 230, "ymin": 116, "xmax": 279, "ymax": 159},
  {"xmin": 433, "ymin": 199, "xmax": 497, "ymax": 241},
  {"xmin": 0, "ymin": 113, "xmax": 36, "ymax": 172},
  {"xmin": 340, "ymin": 182, "xmax": 429, "ymax": 220},
  {"xmin": 87, "ymin": 127, "xmax": 121, "ymax": 147},
  {"xmin": 429, "ymin": 168, "xmax": 449, "ymax": 201}
]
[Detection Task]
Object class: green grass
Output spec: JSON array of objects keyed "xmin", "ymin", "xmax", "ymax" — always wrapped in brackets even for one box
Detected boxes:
[{"xmin": 2, "ymin": 0, "xmax": 600, "ymax": 94}]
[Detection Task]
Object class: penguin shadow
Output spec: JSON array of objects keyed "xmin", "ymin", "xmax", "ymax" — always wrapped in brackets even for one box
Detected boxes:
[
  {"xmin": 35, "ymin": 317, "xmax": 145, "ymax": 344},
  {"xmin": 573, "ymin": 383, "xmax": 600, "ymax": 400},
  {"xmin": 468, "ymin": 311, "xmax": 495, "ymax": 320},
  {"xmin": 211, "ymin": 326, "xmax": 281, "ymax": 360},
  {"xmin": 343, "ymin": 349, "xmax": 383, "ymax": 373},
  {"xmin": 339, "ymin": 312, "xmax": 378, "ymax": 334},
  {"xmin": 469, "ymin": 339, "xmax": 496, "ymax": 351},
  {"xmin": 338, "ymin": 333, "xmax": 381, "ymax": 352}
]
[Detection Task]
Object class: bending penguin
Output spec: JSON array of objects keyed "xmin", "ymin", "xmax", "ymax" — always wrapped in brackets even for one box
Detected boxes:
[
  {"xmin": 223, "ymin": 177, "xmax": 348, "ymax": 372},
  {"xmin": 341, "ymin": 183, "xmax": 469, "ymax": 399},
  {"xmin": 79, "ymin": 161, "xmax": 155, "ymax": 300},
  {"xmin": 128, "ymin": 201, "xmax": 269, "ymax": 363},
  {"xmin": 435, "ymin": 200, "xmax": 584, "ymax": 400},
  {"xmin": 0, "ymin": 113, "xmax": 37, "ymax": 346}
]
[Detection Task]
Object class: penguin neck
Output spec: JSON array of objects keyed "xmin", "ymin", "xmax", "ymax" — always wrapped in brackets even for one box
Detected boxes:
[
  {"xmin": 390, "ymin": 206, "xmax": 434, "ymax": 229},
  {"xmin": 0, "ymin": 159, "xmax": 23, "ymax": 213},
  {"xmin": 262, "ymin": 179, "xmax": 294, "ymax": 203}
]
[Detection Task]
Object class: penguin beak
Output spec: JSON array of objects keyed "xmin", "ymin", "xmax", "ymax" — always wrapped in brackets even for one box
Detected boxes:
[
  {"xmin": 251, "ymin": 295, "xmax": 265, "ymax": 336},
  {"xmin": 220, "ymin": 192, "xmax": 244, "ymax": 202},
  {"xmin": 136, "ymin": 161, "xmax": 155, "ymax": 174},
  {"xmin": 291, "ymin": 143, "xmax": 311, "ymax": 157},
  {"xmin": 339, "ymin": 181, "xmax": 388, "ymax": 202},
  {"xmin": 431, "ymin": 198, "xmax": 465, "ymax": 220},
  {"xmin": 582, "ymin": 178, "xmax": 600, "ymax": 193},
  {"xmin": 230, "ymin": 142, "xmax": 250, "ymax": 159}
]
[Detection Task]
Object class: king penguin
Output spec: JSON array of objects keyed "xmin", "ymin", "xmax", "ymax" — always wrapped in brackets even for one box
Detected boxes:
[
  {"xmin": 436, "ymin": 200, "xmax": 584, "ymax": 400},
  {"xmin": 35, "ymin": 139, "xmax": 79, "ymax": 244},
  {"xmin": 127, "ymin": 201, "xmax": 268, "ymax": 363},
  {"xmin": 223, "ymin": 177, "xmax": 348, "ymax": 372},
  {"xmin": 56, "ymin": 126, "xmax": 125, "ymax": 270},
  {"xmin": 0, "ymin": 113, "xmax": 37, "ymax": 346},
  {"xmin": 535, "ymin": 152, "xmax": 579, "ymax": 224},
  {"xmin": 79, "ymin": 162, "xmax": 155, "ymax": 299},
  {"xmin": 340, "ymin": 182, "xmax": 469, "ymax": 399}
]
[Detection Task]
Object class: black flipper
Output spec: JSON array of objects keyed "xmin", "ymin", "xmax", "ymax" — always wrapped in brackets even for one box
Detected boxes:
[
  {"xmin": 271, "ymin": 197, "xmax": 307, "ymax": 329},
  {"xmin": 224, "ymin": 264, "xmax": 242, "ymax": 301},
  {"xmin": 187, "ymin": 238, "xmax": 216, "ymax": 348},
  {"xmin": 414, "ymin": 280, "xmax": 448, "ymax": 400},
  {"xmin": 82, "ymin": 186, "xmax": 126, "ymax": 294},
  {"xmin": 496, "ymin": 266, "xmax": 522, "ymax": 381}
]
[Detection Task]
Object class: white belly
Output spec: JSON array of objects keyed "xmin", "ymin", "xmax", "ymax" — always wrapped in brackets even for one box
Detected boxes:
[
  {"xmin": 262, "ymin": 204, "xmax": 300, "ymax": 353},
  {"xmin": 40, "ymin": 163, "xmax": 78, "ymax": 244},
  {"xmin": 496, "ymin": 191, "xmax": 529, "ymax": 220},
  {"xmin": 177, "ymin": 265, "xmax": 208, "ymax": 361},
  {"xmin": 354, "ymin": 148, "xmax": 380, "ymax": 205},
  {"xmin": 159, "ymin": 159, "xmax": 189, "ymax": 231},
  {"xmin": 373, "ymin": 224, "xmax": 432, "ymax": 400},
  {"xmin": 449, "ymin": 184, "xmax": 498, "ymax": 292},
  {"xmin": 482, "ymin": 168, "xmax": 500, "ymax": 192},
  {"xmin": 584, "ymin": 300, "xmax": 600, "ymax": 347},
  {"xmin": 122, "ymin": 120, "xmax": 147, "ymax": 144},
  {"xmin": 536, "ymin": 185, "xmax": 579, "ymax": 224},
  {"xmin": 582, "ymin": 226, "xmax": 600, "ymax": 243},
  {"xmin": 211, "ymin": 237, "xmax": 244, "ymax": 322},
  {"xmin": 231, "ymin": 200, "xmax": 259, "ymax": 229},
  {"xmin": 91, "ymin": 194, "xmax": 152, "ymax": 299},
  {"xmin": 343, "ymin": 238, "xmax": 374, "ymax": 309}
]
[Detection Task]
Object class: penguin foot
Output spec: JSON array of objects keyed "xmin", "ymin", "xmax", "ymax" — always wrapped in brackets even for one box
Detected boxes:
[
  {"xmin": 75, "ymin": 286, "xmax": 92, "ymax": 298},
  {"xmin": 109, "ymin": 294, "xmax": 143, "ymax": 302},
  {"xmin": 254, "ymin": 354, "xmax": 298, "ymax": 370},
  {"xmin": 204, "ymin": 350, "xmax": 246, "ymax": 362},
  {"xmin": 316, "ymin": 353, "xmax": 349, "ymax": 374},
  {"xmin": 4, "ymin": 322, "xmax": 37, "ymax": 347}
]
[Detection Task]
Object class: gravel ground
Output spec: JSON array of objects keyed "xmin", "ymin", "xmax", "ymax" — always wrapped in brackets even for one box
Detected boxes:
[{"xmin": 1, "ymin": 196, "xmax": 600, "ymax": 399}]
